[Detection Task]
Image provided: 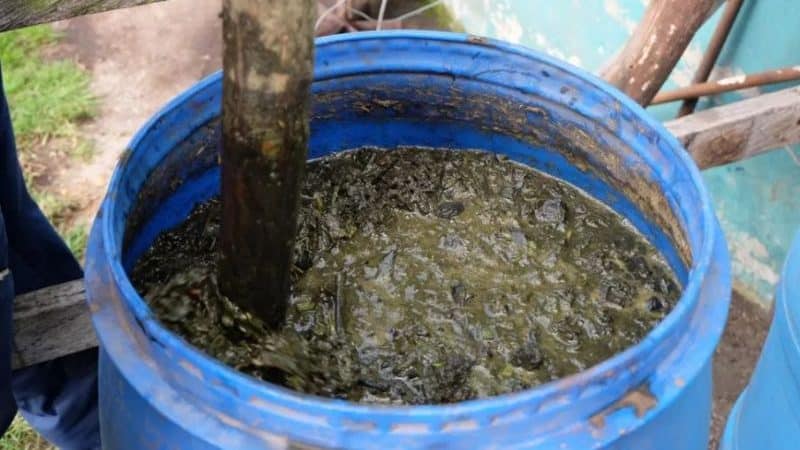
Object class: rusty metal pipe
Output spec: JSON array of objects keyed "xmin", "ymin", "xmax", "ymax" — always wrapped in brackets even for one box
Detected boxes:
[
  {"xmin": 676, "ymin": 0, "xmax": 744, "ymax": 116},
  {"xmin": 652, "ymin": 66, "xmax": 800, "ymax": 105}
]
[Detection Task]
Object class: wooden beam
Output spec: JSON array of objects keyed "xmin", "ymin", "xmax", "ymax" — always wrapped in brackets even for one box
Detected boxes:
[
  {"xmin": 601, "ymin": 0, "xmax": 718, "ymax": 105},
  {"xmin": 0, "ymin": 0, "xmax": 164, "ymax": 32},
  {"xmin": 664, "ymin": 86, "xmax": 800, "ymax": 169},
  {"xmin": 12, "ymin": 280, "xmax": 96, "ymax": 370}
]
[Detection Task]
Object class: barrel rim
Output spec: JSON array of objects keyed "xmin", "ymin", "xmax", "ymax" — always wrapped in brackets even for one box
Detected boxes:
[{"xmin": 92, "ymin": 30, "xmax": 720, "ymax": 435}]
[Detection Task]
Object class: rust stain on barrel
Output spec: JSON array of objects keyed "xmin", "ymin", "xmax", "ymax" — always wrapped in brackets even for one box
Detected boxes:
[
  {"xmin": 467, "ymin": 35, "xmax": 488, "ymax": 45},
  {"xmin": 589, "ymin": 385, "xmax": 657, "ymax": 429}
]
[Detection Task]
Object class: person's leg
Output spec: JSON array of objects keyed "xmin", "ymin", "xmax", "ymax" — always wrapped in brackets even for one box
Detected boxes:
[
  {"xmin": 12, "ymin": 350, "xmax": 99, "ymax": 450},
  {"xmin": 1, "ymin": 64, "xmax": 100, "ymax": 449},
  {"xmin": 0, "ymin": 210, "xmax": 18, "ymax": 435}
]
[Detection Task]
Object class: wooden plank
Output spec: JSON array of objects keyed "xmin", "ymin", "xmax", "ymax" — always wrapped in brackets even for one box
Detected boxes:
[
  {"xmin": 664, "ymin": 87, "xmax": 800, "ymax": 169},
  {"xmin": 0, "ymin": 0, "xmax": 164, "ymax": 32},
  {"xmin": 12, "ymin": 280, "xmax": 96, "ymax": 369}
]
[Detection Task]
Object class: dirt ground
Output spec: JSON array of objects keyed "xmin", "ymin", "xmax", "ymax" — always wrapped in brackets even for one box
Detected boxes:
[
  {"xmin": 46, "ymin": 2, "xmax": 772, "ymax": 448},
  {"xmin": 709, "ymin": 291, "xmax": 771, "ymax": 449},
  {"xmin": 49, "ymin": 0, "xmax": 223, "ymax": 224}
]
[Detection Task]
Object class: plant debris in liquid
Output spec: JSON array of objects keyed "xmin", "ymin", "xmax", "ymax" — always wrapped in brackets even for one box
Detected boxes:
[{"xmin": 131, "ymin": 147, "xmax": 680, "ymax": 405}]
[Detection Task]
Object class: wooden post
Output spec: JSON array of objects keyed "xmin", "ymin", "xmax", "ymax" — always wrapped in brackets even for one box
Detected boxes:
[
  {"xmin": 219, "ymin": 0, "xmax": 315, "ymax": 327},
  {"xmin": 601, "ymin": 0, "xmax": 718, "ymax": 105}
]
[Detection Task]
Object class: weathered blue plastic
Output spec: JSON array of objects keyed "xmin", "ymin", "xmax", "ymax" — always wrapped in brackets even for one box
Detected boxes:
[
  {"xmin": 85, "ymin": 32, "xmax": 731, "ymax": 449},
  {"xmin": 721, "ymin": 232, "xmax": 800, "ymax": 450}
]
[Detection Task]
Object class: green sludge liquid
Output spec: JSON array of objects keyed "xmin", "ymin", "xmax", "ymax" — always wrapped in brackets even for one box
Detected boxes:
[{"xmin": 132, "ymin": 148, "xmax": 680, "ymax": 405}]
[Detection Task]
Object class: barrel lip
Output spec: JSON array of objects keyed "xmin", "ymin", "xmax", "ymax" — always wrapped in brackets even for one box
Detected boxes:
[{"xmin": 91, "ymin": 31, "xmax": 723, "ymax": 439}]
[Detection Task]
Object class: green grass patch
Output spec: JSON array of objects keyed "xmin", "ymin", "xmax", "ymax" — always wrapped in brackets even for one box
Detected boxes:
[
  {"xmin": 0, "ymin": 416, "xmax": 54, "ymax": 450},
  {"xmin": 28, "ymin": 188, "xmax": 87, "ymax": 260},
  {"xmin": 61, "ymin": 221, "xmax": 89, "ymax": 261},
  {"xmin": 0, "ymin": 25, "xmax": 95, "ymax": 147},
  {"xmin": 71, "ymin": 138, "xmax": 94, "ymax": 162},
  {"xmin": 27, "ymin": 188, "xmax": 72, "ymax": 221}
]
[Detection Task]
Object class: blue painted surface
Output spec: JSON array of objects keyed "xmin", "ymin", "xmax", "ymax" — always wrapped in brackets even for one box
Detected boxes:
[
  {"xmin": 721, "ymin": 232, "xmax": 800, "ymax": 450},
  {"xmin": 697, "ymin": 0, "xmax": 800, "ymax": 302},
  {"xmin": 85, "ymin": 32, "xmax": 731, "ymax": 449},
  {"xmin": 441, "ymin": 0, "xmax": 723, "ymax": 115},
  {"xmin": 443, "ymin": 0, "xmax": 800, "ymax": 304}
]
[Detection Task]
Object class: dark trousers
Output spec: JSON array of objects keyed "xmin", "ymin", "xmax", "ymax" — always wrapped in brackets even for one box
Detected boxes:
[{"xmin": 0, "ymin": 63, "xmax": 100, "ymax": 450}]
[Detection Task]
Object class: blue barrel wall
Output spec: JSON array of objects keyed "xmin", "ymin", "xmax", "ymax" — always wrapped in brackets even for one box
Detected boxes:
[
  {"xmin": 85, "ymin": 32, "xmax": 731, "ymax": 449},
  {"xmin": 721, "ymin": 232, "xmax": 800, "ymax": 450}
]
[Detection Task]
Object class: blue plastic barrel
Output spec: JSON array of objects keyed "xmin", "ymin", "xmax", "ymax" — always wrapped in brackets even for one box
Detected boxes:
[
  {"xmin": 85, "ymin": 31, "xmax": 731, "ymax": 449},
  {"xmin": 720, "ymin": 232, "xmax": 800, "ymax": 450}
]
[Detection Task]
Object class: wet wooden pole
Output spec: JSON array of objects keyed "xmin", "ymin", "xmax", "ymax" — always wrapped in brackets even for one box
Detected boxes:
[
  {"xmin": 219, "ymin": 0, "xmax": 315, "ymax": 328},
  {"xmin": 601, "ymin": 0, "xmax": 718, "ymax": 105}
]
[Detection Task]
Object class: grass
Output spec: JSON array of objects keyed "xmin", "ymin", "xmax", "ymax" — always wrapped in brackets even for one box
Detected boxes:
[
  {"xmin": 28, "ymin": 188, "xmax": 89, "ymax": 260},
  {"xmin": 0, "ymin": 24, "xmax": 95, "ymax": 450},
  {"xmin": 60, "ymin": 221, "xmax": 89, "ymax": 261},
  {"xmin": 0, "ymin": 25, "xmax": 95, "ymax": 146},
  {"xmin": 0, "ymin": 417, "xmax": 54, "ymax": 450},
  {"xmin": 0, "ymin": 24, "xmax": 96, "ymax": 261}
]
